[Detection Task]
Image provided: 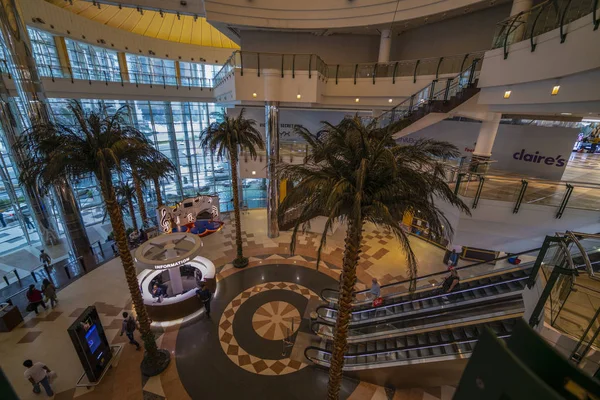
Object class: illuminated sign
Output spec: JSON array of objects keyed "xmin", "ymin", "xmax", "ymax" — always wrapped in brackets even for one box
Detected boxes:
[{"xmin": 154, "ymin": 257, "xmax": 190, "ymax": 270}]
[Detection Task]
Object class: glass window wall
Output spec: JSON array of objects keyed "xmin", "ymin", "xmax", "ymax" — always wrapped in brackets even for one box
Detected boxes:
[
  {"xmin": 65, "ymin": 39, "xmax": 121, "ymax": 82},
  {"xmin": 26, "ymin": 28, "xmax": 61, "ymax": 78},
  {"xmin": 126, "ymin": 54, "xmax": 177, "ymax": 86}
]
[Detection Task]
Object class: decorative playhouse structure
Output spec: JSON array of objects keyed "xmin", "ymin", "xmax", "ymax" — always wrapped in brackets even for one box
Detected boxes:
[{"xmin": 157, "ymin": 195, "xmax": 224, "ymax": 237}]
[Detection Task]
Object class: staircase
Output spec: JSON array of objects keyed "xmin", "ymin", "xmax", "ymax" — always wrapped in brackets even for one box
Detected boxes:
[{"xmin": 380, "ymin": 58, "xmax": 483, "ymax": 138}]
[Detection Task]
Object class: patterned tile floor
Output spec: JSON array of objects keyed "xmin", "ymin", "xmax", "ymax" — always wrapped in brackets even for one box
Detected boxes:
[{"xmin": 0, "ymin": 210, "xmax": 456, "ymax": 400}]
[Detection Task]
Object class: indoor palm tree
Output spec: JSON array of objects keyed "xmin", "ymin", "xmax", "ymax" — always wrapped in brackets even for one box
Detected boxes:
[
  {"xmin": 18, "ymin": 101, "xmax": 170, "ymax": 375},
  {"xmin": 131, "ymin": 169, "xmax": 148, "ymax": 226},
  {"xmin": 199, "ymin": 108, "xmax": 265, "ymax": 268},
  {"xmin": 139, "ymin": 153, "xmax": 177, "ymax": 208},
  {"xmin": 278, "ymin": 115, "xmax": 470, "ymax": 399},
  {"xmin": 115, "ymin": 180, "xmax": 138, "ymax": 231}
]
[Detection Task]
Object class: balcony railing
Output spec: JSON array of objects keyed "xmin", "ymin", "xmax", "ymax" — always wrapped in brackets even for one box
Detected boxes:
[
  {"xmin": 213, "ymin": 50, "xmax": 485, "ymax": 87},
  {"xmin": 492, "ymin": 0, "xmax": 599, "ymax": 58}
]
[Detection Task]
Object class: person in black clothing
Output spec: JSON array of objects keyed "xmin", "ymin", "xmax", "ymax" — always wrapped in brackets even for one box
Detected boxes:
[
  {"xmin": 441, "ymin": 266, "xmax": 460, "ymax": 301},
  {"xmin": 120, "ymin": 312, "xmax": 141, "ymax": 350},
  {"xmin": 196, "ymin": 284, "xmax": 212, "ymax": 317}
]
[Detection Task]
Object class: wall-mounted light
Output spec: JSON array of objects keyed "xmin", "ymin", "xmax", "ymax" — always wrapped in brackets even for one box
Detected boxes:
[
  {"xmin": 503, "ymin": 90, "xmax": 511, "ymax": 99},
  {"xmin": 355, "ymin": 98, "xmax": 360, "ymax": 103},
  {"xmin": 561, "ymin": 112, "xmax": 572, "ymax": 116},
  {"xmin": 296, "ymin": 94, "xmax": 301, "ymax": 99},
  {"xmin": 551, "ymin": 85, "xmax": 560, "ymax": 95},
  {"xmin": 388, "ymin": 98, "xmax": 393, "ymax": 103},
  {"xmin": 252, "ymin": 93, "xmax": 257, "ymax": 98},
  {"xmin": 252, "ymin": 171, "xmax": 256, "ymax": 175}
]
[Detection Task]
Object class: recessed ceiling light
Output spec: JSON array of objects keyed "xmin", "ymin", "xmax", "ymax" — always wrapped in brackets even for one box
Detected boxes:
[
  {"xmin": 388, "ymin": 99, "xmax": 393, "ymax": 103},
  {"xmin": 296, "ymin": 94, "xmax": 301, "ymax": 99},
  {"xmin": 252, "ymin": 171, "xmax": 256, "ymax": 175},
  {"xmin": 551, "ymin": 85, "xmax": 560, "ymax": 95},
  {"xmin": 252, "ymin": 93, "xmax": 257, "ymax": 98},
  {"xmin": 355, "ymin": 98, "xmax": 360, "ymax": 103},
  {"xmin": 503, "ymin": 90, "xmax": 511, "ymax": 99},
  {"xmin": 561, "ymin": 112, "xmax": 572, "ymax": 116}
]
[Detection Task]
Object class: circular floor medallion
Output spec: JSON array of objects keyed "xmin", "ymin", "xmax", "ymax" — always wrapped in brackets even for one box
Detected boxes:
[
  {"xmin": 252, "ymin": 301, "xmax": 301, "ymax": 341},
  {"xmin": 219, "ymin": 281, "xmax": 319, "ymax": 375}
]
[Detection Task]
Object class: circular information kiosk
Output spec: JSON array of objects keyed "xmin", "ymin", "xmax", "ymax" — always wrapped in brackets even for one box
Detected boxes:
[{"xmin": 134, "ymin": 233, "xmax": 215, "ymax": 322}]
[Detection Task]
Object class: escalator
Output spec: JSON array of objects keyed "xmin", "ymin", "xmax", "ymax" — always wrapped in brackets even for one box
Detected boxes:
[
  {"xmin": 305, "ymin": 317, "xmax": 519, "ymax": 371},
  {"xmin": 316, "ymin": 266, "xmax": 532, "ymax": 327}
]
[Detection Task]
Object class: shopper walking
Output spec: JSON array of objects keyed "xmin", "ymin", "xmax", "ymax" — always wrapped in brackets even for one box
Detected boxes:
[
  {"xmin": 39, "ymin": 250, "xmax": 52, "ymax": 267},
  {"xmin": 0, "ymin": 210, "xmax": 6, "ymax": 228},
  {"xmin": 23, "ymin": 214, "xmax": 34, "ymax": 230},
  {"xmin": 197, "ymin": 284, "xmax": 212, "ymax": 317},
  {"xmin": 448, "ymin": 249, "xmax": 459, "ymax": 267},
  {"xmin": 42, "ymin": 279, "xmax": 58, "ymax": 308},
  {"xmin": 441, "ymin": 266, "xmax": 460, "ymax": 301},
  {"xmin": 26, "ymin": 284, "xmax": 47, "ymax": 315},
  {"xmin": 120, "ymin": 312, "xmax": 141, "ymax": 350},
  {"xmin": 23, "ymin": 359, "xmax": 54, "ymax": 397}
]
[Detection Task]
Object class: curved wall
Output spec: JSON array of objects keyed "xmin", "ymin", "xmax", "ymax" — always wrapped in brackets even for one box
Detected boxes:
[{"xmin": 205, "ymin": 0, "xmax": 501, "ymax": 29}]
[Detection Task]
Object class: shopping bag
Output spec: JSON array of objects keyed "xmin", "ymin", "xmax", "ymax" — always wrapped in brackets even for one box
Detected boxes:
[
  {"xmin": 373, "ymin": 297, "xmax": 383, "ymax": 307},
  {"xmin": 47, "ymin": 371, "xmax": 58, "ymax": 383}
]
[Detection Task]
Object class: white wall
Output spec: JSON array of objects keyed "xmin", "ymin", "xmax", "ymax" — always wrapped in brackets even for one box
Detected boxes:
[
  {"xmin": 401, "ymin": 120, "xmax": 579, "ymax": 180},
  {"xmin": 454, "ymin": 198, "xmax": 600, "ymax": 252},
  {"xmin": 390, "ymin": 4, "xmax": 511, "ymax": 60},
  {"xmin": 240, "ymin": 31, "xmax": 379, "ymax": 64}
]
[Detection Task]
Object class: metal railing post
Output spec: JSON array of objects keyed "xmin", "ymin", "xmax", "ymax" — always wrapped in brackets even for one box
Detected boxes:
[
  {"xmin": 530, "ymin": 4, "xmax": 547, "ymax": 51},
  {"xmin": 257, "ymin": 53, "xmax": 261, "ymax": 77},
  {"xmin": 408, "ymin": 95, "xmax": 415, "ymax": 112},
  {"xmin": 413, "ymin": 60, "xmax": 420, "ymax": 83},
  {"xmin": 64, "ymin": 265, "xmax": 71, "ymax": 280},
  {"xmin": 2, "ymin": 275, "xmax": 8, "ymax": 286},
  {"xmin": 435, "ymin": 57, "xmax": 444, "ymax": 79},
  {"xmin": 504, "ymin": 12, "xmax": 524, "ymax": 59},
  {"xmin": 468, "ymin": 59, "xmax": 479, "ymax": 86},
  {"xmin": 392, "ymin": 61, "xmax": 398, "ymax": 84},
  {"xmin": 513, "ymin": 179, "xmax": 528, "ymax": 213},
  {"xmin": 428, "ymin": 80, "xmax": 437, "ymax": 101},
  {"xmin": 308, "ymin": 54, "xmax": 312, "ymax": 79},
  {"xmin": 240, "ymin": 51, "xmax": 244, "ymax": 76},
  {"xmin": 444, "ymin": 78, "xmax": 452, "ymax": 101},
  {"xmin": 281, "ymin": 54, "xmax": 284, "ymax": 78},
  {"xmin": 472, "ymin": 176, "xmax": 485, "ymax": 209},
  {"xmin": 292, "ymin": 54, "xmax": 296, "ymax": 78},
  {"xmin": 13, "ymin": 269, "xmax": 20, "ymax": 286},
  {"xmin": 372, "ymin": 63, "xmax": 377, "ymax": 85},
  {"xmin": 560, "ymin": 0, "xmax": 573, "ymax": 43},
  {"xmin": 570, "ymin": 306, "xmax": 600, "ymax": 364},
  {"xmin": 454, "ymin": 173, "xmax": 465, "ymax": 195},
  {"xmin": 556, "ymin": 184, "xmax": 574, "ymax": 219},
  {"xmin": 353, "ymin": 63, "xmax": 358, "ymax": 85},
  {"xmin": 79, "ymin": 256, "xmax": 87, "ymax": 272},
  {"xmin": 459, "ymin": 53, "xmax": 469, "ymax": 73},
  {"xmin": 335, "ymin": 64, "xmax": 339, "ymax": 84},
  {"xmin": 30, "ymin": 271, "xmax": 38, "ymax": 283},
  {"xmin": 594, "ymin": 0, "xmax": 600, "ymax": 30}
]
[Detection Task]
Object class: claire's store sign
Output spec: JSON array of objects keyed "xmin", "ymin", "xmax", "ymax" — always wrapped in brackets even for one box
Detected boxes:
[{"xmin": 512, "ymin": 149, "xmax": 566, "ymax": 167}]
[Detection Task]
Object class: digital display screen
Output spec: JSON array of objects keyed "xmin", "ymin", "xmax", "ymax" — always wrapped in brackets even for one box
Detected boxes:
[{"xmin": 85, "ymin": 324, "xmax": 102, "ymax": 354}]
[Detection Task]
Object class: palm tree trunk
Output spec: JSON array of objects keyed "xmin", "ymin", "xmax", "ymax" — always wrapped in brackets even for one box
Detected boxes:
[
  {"xmin": 153, "ymin": 177, "xmax": 163, "ymax": 207},
  {"xmin": 133, "ymin": 172, "xmax": 147, "ymax": 225},
  {"xmin": 101, "ymin": 181, "xmax": 158, "ymax": 358},
  {"xmin": 327, "ymin": 218, "xmax": 364, "ymax": 400},
  {"xmin": 230, "ymin": 153, "xmax": 247, "ymax": 268},
  {"xmin": 128, "ymin": 198, "xmax": 138, "ymax": 232}
]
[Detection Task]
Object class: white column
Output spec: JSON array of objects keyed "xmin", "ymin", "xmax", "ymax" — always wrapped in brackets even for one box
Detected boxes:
[
  {"xmin": 378, "ymin": 29, "xmax": 392, "ymax": 63},
  {"xmin": 510, "ymin": 0, "xmax": 534, "ymax": 16},
  {"xmin": 473, "ymin": 113, "xmax": 502, "ymax": 159}
]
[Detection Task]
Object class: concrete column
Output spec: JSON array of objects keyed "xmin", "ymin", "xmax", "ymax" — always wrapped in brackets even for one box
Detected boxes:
[
  {"xmin": 0, "ymin": 0, "xmax": 94, "ymax": 268},
  {"xmin": 509, "ymin": 0, "xmax": 534, "ymax": 41},
  {"xmin": 473, "ymin": 114, "xmax": 502, "ymax": 159},
  {"xmin": 117, "ymin": 52, "xmax": 130, "ymax": 82},
  {"xmin": 378, "ymin": 29, "xmax": 392, "ymax": 63},
  {"xmin": 53, "ymin": 36, "xmax": 70, "ymax": 76},
  {"xmin": 266, "ymin": 102, "xmax": 280, "ymax": 238}
]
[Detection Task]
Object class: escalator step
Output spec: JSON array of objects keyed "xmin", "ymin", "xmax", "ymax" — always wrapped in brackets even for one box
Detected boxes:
[
  {"xmin": 392, "ymin": 306, "xmax": 401, "ymax": 314},
  {"xmin": 431, "ymin": 346, "xmax": 443, "ymax": 356},
  {"xmin": 443, "ymin": 344, "xmax": 454, "ymax": 354},
  {"xmin": 348, "ymin": 344, "xmax": 357, "ymax": 354},
  {"xmin": 417, "ymin": 334, "xmax": 428, "ymax": 345},
  {"xmin": 440, "ymin": 331, "xmax": 451, "ymax": 341},
  {"xmin": 428, "ymin": 332, "xmax": 440, "ymax": 343},
  {"xmin": 351, "ymin": 314, "xmax": 360, "ymax": 322},
  {"xmin": 430, "ymin": 297, "xmax": 441, "ymax": 307},
  {"xmin": 453, "ymin": 330, "xmax": 467, "ymax": 340},
  {"xmin": 406, "ymin": 336, "xmax": 417, "ymax": 346},
  {"xmin": 388, "ymin": 352, "xmax": 397, "ymax": 361},
  {"xmin": 385, "ymin": 339, "xmax": 395, "ymax": 349},
  {"xmin": 376, "ymin": 341, "xmax": 385, "ymax": 351},
  {"xmin": 402, "ymin": 303, "xmax": 414, "ymax": 312},
  {"xmin": 408, "ymin": 349, "xmax": 419, "ymax": 358},
  {"xmin": 413, "ymin": 301, "xmax": 423, "ymax": 310},
  {"xmin": 326, "ymin": 342, "xmax": 333, "ymax": 351},
  {"xmin": 419, "ymin": 348, "xmax": 434, "ymax": 357},
  {"xmin": 358, "ymin": 344, "xmax": 366, "ymax": 353},
  {"xmin": 462, "ymin": 291, "xmax": 475, "ymax": 300},
  {"xmin": 357, "ymin": 356, "xmax": 366, "ymax": 364},
  {"xmin": 367, "ymin": 342, "xmax": 376, "ymax": 352},
  {"xmin": 496, "ymin": 284, "xmax": 509, "ymax": 294},
  {"xmin": 464, "ymin": 327, "xmax": 476, "ymax": 339},
  {"xmin": 367, "ymin": 355, "xmax": 376, "ymax": 363},
  {"xmin": 473, "ymin": 290, "xmax": 484, "ymax": 298},
  {"xmin": 396, "ymin": 337, "xmax": 406, "ymax": 348}
]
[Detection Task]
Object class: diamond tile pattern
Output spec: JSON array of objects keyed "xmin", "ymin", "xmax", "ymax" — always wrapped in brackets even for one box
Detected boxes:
[{"xmin": 218, "ymin": 281, "xmax": 319, "ymax": 375}]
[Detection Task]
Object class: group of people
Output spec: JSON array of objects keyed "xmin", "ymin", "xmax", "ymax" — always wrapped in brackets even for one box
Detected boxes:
[{"xmin": 25, "ymin": 279, "xmax": 57, "ymax": 315}]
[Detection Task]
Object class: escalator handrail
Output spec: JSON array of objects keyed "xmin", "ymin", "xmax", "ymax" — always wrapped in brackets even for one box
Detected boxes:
[
  {"xmin": 320, "ymin": 273, "xmax": 530, "ymax": 320},
  {"xmin": 304, "ymin": 333, "xmax": 512, "ymax": 364},
  {"xmin": 320, "ymin": 245, "xmax": 542, "ymax": 301}
]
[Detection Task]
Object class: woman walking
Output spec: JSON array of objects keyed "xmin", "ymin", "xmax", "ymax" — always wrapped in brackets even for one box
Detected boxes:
[
  {"xmin": 41, "ymin": 279, "xmax": 58, "ymax": 308},
  {"xmin": 26, "ymin": 284, "xmax": 47, "ymax": 315}
]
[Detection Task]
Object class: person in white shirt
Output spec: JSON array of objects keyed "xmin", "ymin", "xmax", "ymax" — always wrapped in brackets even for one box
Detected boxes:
[
  {"xmin": 369, "ymin": 278, "xmax": 381, "ymax": 299},
  {"xmin": 23, "ymin": 359, "xmax": 54, "ymax": 396}
]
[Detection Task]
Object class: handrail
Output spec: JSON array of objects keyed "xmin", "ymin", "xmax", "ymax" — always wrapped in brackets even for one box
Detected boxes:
[
  {"xmin": 321, "ymin": 244, "xmax": 541, "ymax": 302},
  {"xmin": 492, "ymin": 0, "xmax": 598, "ymax": 54}
]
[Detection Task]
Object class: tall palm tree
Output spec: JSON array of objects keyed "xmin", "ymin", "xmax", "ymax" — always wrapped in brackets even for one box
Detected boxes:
[
  {"xmin": 115, "ymin": 180, "xmax": 138, "ymax": 231},
  {"xmin": 131, "ymin": 169, "xmax": 148, "ymax": 226},
  {"xmin": 139, "ymin": 153, "xmax": 177, "ymax": 208},
  {"xmin": 200, "ymin": 108, "xmax": 264, "ymax": 268},
  {"xmin": 18, "ymin": 101, "xmax": 170, "ymax": 375},
  {"xmin": 278, "ymin": 116, "xmax": 470, "ymax": 399}
]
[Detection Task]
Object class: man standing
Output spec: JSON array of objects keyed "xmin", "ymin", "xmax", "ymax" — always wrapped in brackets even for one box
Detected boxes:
[
  {"xmin": 369, "ymin": 278, "xmax": 381, "ymax": 300},
  {"xmin": 197, "ymin": 284, "xmax": 212, "ymax": 317},
  {"xmin": 39, "ymin": 250, "xmax": 51, "ymax": 267},
  {"xmin": 120, "ymin": 312, "xmax": 141, "ymax": 350},
  {"xmin": 23, "ymin": 359, "xmax": 54, "ymax": 397}
]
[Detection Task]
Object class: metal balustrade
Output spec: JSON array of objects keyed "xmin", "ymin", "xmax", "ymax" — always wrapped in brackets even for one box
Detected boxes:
[{"xmin": 492, "ymin": 0, "xmax": 599, "ymax": 58}]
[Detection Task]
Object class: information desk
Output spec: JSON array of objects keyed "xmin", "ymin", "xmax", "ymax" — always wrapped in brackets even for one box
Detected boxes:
[{"xmin": 137, "ymin": 257, "xmax": 215, "ymax": 322}]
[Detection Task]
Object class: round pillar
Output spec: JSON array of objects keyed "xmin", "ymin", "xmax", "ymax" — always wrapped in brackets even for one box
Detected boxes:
[
  {"xmin": 266, "ymin": 102, "xmax": 280, "ymax": 238},
  {"xmin": 378, "ymin": 29, "xmax": 392, "ymax": 63},
  {"xmin": 473, "ymin": 114, "xmax": 502, "ymax": 159}
]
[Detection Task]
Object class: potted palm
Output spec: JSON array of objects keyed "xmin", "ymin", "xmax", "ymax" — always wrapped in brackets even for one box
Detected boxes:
[
  {"xmin": 199, "ymin": 108, "xmax": 265, "ymax": 268},
  {"xmin": 278, "ymin": 115, "xmax": 470, "ymax": 399},
  {"xmin": 19, "ymin": 101, "xmax": 170, "ymax": 376}
]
